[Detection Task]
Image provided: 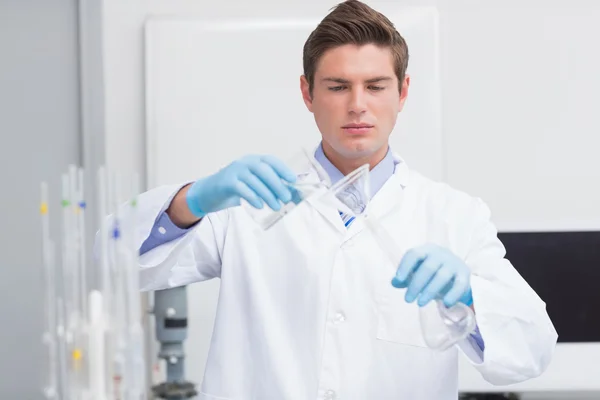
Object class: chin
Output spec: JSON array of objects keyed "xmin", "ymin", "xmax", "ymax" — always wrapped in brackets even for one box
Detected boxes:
[{"xmin": 337, "ymin": 141, "xmax": 378, "ymax": 159}]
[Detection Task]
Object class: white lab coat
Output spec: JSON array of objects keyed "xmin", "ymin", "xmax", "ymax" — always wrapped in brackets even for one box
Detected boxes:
[{"xmin": 134, "ymin": 154, "xmax": 557, "ymax": 400}]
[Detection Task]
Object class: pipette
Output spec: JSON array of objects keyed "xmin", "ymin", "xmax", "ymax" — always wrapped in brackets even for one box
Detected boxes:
[
  {"xmin": 40, "ymin": 182, "xmax": 58, "ymax": 399},
  {"xmin": 56, "ymin": 297, "xmax": 69, "ymax": 399},
  {"xmin": 124, "ymin": 173, "xmax": 147, "ymax": 399},
  {"xmin": 77, "ymin": 167, "xmax": 88, "ymax": 328},
  {"xmin": 109, "ymin": 171, "xmax": 129, "ymax": 400},
  {"xmin": 65, "ymin": 166, "xmax": 88, "ymax": 398}
]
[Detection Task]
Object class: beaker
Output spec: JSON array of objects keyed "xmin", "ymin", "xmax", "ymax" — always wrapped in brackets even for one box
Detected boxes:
[
  {"xmin": 318, "ymin": 163, "xmax": 477, "ymax": 351},
  {"xmin": 242, "ymin": 148, "xmax": 331, "ymax": 230}
]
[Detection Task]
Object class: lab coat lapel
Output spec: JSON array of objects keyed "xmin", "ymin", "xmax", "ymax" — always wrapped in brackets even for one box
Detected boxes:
[
  {"xmin": 368, "ymin": 165, "xmax": 408, "ymax": 221},
  {"xmin": 305, "ymin": 194, "xmax": 347, "ymax": 235}
]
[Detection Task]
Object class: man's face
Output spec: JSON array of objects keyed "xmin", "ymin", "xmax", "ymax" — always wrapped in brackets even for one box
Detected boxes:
[{"xmin": 301, "ymin": 44, "xmax": 409, "ymax": 163}]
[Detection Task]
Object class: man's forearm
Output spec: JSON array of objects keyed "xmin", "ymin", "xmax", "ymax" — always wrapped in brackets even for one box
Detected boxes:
[{"xmin": 166, "ymin": 184, "xmax": 201, "ymax": 228}]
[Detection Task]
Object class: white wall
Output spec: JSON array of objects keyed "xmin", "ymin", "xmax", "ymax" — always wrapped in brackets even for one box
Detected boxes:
[
  {"xmin": 439, "ymin": 2, "xmax": 600, "ymax": 232},
  {"xmin": 102, "ymin": 0, "xmax": 435, "ymax": 181},
  {"xmin": 144, "ymin": 8, "xmax": 444, "ymax": 186},
  {"xmin": 102, "ymin": 0, "xmax": 600, "ymax": 397}
]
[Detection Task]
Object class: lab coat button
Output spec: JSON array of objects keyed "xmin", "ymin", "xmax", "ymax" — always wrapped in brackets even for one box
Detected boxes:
[
  {"xmin": 333, "ymin": 312, "xmax": 345, "ymax": 324},
  {"xmin": 324, "ymin": 389, "xmax": 336, "ymax": 399}
]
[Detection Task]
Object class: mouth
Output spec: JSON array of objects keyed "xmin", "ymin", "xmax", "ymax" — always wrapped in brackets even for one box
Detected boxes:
[{"xmin": 342, "ymin": 123, "xmax": 374, "ymax": 135}]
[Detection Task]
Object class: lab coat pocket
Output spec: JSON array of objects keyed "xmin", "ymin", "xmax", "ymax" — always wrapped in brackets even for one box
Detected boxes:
[{"xmin": 375, "ymin": 284, "xmax": 428, "ymax": 348}]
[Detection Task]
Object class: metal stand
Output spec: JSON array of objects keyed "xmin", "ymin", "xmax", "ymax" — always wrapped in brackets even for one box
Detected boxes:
[
  {"xmin": 151, "ymin": 286, "xmax": 197, "ymax": 399},
  {"xmin": 460, "ymin": 394, "xmax": 521, "ymax": 400}
]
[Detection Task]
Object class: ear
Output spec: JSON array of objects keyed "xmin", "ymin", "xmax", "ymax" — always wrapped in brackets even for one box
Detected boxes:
[
  {"xmin": 300, "ymin": 75, "xmax": 314, "ymax": 112},
  {"xmin": 398, "ymin": 74, "xmax": 410, "ymax": 112}
]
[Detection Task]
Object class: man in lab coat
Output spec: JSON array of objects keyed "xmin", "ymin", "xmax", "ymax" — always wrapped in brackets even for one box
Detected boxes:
[{"xmin": 133, "ymin": 0, "xmax": 557, "ymax": 398}]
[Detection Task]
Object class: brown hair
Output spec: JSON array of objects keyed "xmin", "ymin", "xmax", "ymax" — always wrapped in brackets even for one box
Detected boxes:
[{"xmin": 303, "ymin": 0, "xmax": 409, "ymax": 96}]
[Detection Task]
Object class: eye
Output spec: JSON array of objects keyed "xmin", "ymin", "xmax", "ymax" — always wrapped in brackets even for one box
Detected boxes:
[
  {"xmin": 369, "ymin": 85, "xmax": 385, "ymax": 91},
  {"xmin": 328, "ymin": 86, "xmax": 345, "ymax": 92}
]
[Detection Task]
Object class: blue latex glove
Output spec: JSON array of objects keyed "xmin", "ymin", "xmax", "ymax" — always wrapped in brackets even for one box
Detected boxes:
[
  {"xmin": 186, "ymin": 155, "xmax": 297, "ymax": 217},
  {"xmin": 391, "ymin": 243, "xmax": 473, "ymax": 308}
]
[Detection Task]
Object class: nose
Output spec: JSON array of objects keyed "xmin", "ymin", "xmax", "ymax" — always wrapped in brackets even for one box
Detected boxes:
[{"xmin": 348, "ymin": 87, "xmax": 367, "ymax": 115}]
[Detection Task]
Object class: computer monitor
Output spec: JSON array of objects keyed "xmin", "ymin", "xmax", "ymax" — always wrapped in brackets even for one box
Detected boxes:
[{"xmin": 498, "ymin": 231, "xmax": 600, "ymax": 343}]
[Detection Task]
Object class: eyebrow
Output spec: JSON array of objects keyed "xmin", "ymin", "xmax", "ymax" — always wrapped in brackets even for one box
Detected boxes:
[{"xmin": 321, "ymin": 76, "xmax": 393, "ymax": 84}]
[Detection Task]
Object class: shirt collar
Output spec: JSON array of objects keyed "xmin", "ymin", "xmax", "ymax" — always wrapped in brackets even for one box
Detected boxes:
[{"xmin": 314, "ymin": 142, "xmax": 396, "ymax": 198}]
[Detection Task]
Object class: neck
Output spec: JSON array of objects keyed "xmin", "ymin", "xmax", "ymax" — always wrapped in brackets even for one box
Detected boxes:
[{"xmin": 322, "ymin": 143, "xmax": 388, "ymax": 175}]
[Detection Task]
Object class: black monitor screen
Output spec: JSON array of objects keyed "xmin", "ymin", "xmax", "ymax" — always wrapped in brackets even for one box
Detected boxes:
[{"xmin": 497, "ymin": 231, "xmax": 600, "ymax": 343}]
